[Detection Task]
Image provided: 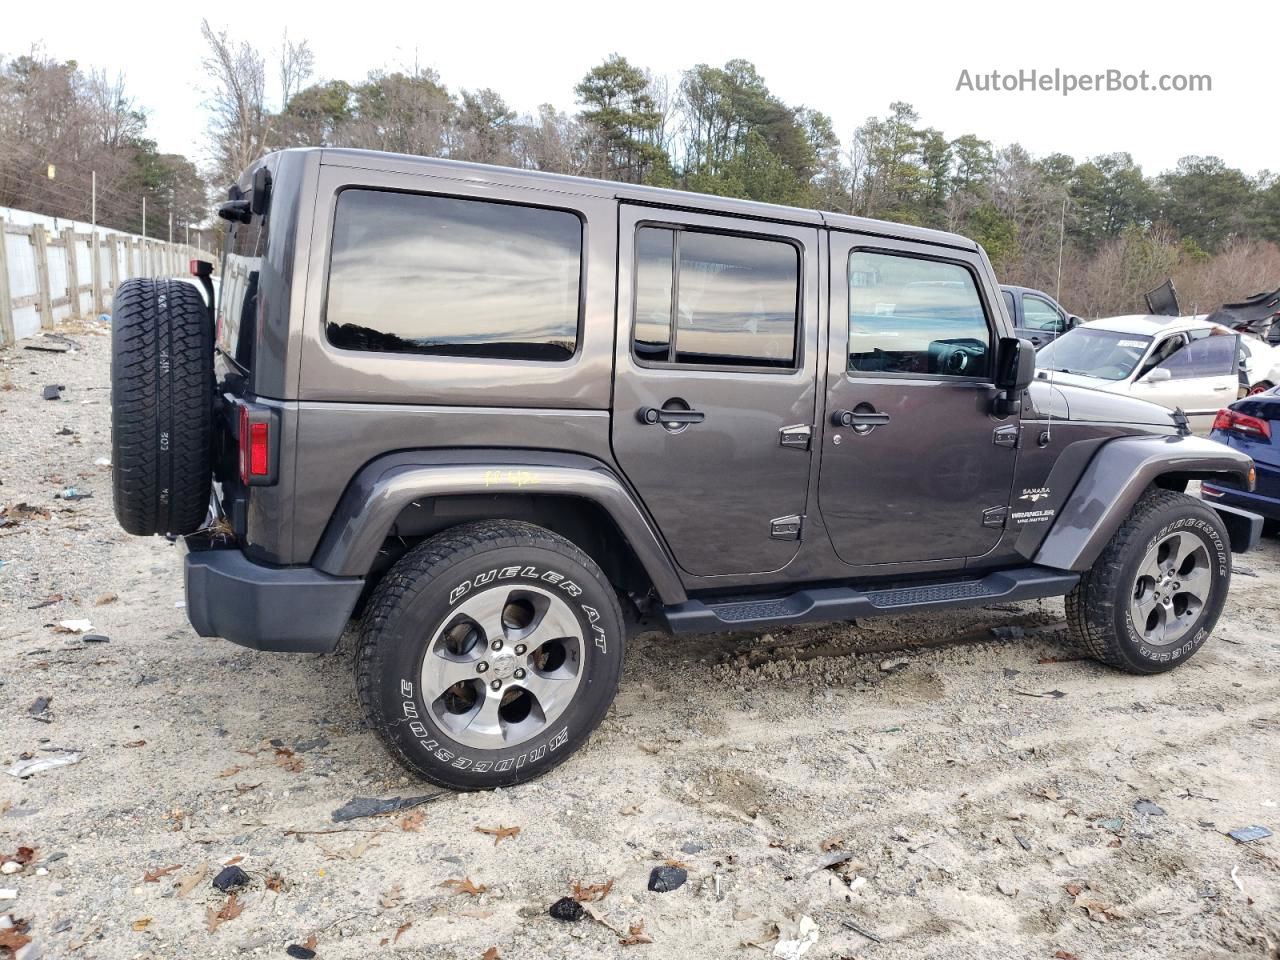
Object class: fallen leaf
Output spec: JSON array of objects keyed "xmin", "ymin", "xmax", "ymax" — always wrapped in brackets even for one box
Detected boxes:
[
  {"xmin": 303, "ymin": 935, "xmax": 318, "ymax": 949},
  {"xmin": 619, "ymin": 920, "xmax": 654, "ymax": 946},
  {"xmin": 216, "ymin": 765, "xmax": 245, "ymax": 779},
  {"xmin": 132, "ymin": 917, "xmax": 152, "ymax": 932},
  {"xmin": 6, "ymin": 846, "xmax": 37, "ymax": 866},
  {"xmin": 0, "ymin": 924, "xmax": 33, "ymax": 952},
  {"xmin": 205, "ymin": 893, "xmax": 246, "ymax": 933},
  {"xmin": 441, "ymin": 876, "xmax": 487, "ymax": 896},
  {"xmin": 820, "ymin": 836, "xmax": 844, "ymax": 852},
  {"xmin": 124, "ymin": 740, "xmax": 147, "ymax": 748},
  {"xmin": 95, "ymin": 592, "xmax": 118, "ymax": 605},
  {"xmin": 664, "ymin": 858, "xmax": 688, "ymax": 869},
  {"xmin": 265, "ymin": 873, "xmax": 285, "ymax": 892},
  {"xmin": 225, "ymin": 855, "xmax": 244, "ymax": 866},
  {"xmin": 233, "ymin": 782, "xmax": 262, "ymax": 796},
  {"xmin": 394, "ymin": 922, "xmax": 411, "ymax": 944},
  {"xmin": 573, "ymin": 877, "xmax": 615, "ymax": 902},
  {"xmin": 474, "ymin": 825, "xmax": 520, "ymax": 846},
  {"xmin": 1064, "ymin": 883, "xmax": 1083, "ymax": 897},
  {"xmin": 379, "ymin": 883, "xmax": 404, "ymax": 909},
  {"xmin": 142, "ymin": 863, "xmax": 182, "ymax": 883},
  {"xmin": 176, "ymin": 863, "xmax": 209, "ymax": 898},
  {"xmin": 274, "ymin": 747, "xmax": 303, "ymax": 773},
  {"xmin": 482, "ymin": 948, "xmax": 500, "ymax": 960},
  {"xmin": 1054, "ymin": 951, "xmax": 1082, "ymax": 960},
  {"xmin": 398, "ymin": 810, "xmax": 425, "ymax": 832}
]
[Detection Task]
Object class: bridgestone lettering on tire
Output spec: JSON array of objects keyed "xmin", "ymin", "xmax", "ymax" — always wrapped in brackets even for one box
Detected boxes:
[
  {"xmin": 111, "ymin": 278, "xmax": 214, "ymax": 536},
  {"xmin": 356, "ymin": 521, "xmax": 625, "ymax": 790},
  {"xmin": 1066, "ymin": 489, "xmax": 1230, "ymax": 674}
]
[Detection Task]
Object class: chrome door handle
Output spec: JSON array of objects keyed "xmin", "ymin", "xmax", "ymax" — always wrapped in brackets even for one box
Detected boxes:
[
  {"xmin": 638, "ymin": 407, "xmax": 706, "ymax": 426},
  {"xmin": 831, "ymin": 409, "xmax": 891, "ymax": 428}
]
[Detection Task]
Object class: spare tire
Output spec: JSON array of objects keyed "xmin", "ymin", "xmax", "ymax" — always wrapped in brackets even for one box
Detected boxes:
[{"xmin": 111, "ymin": 278, "xmax": 214, "ymax": 536}]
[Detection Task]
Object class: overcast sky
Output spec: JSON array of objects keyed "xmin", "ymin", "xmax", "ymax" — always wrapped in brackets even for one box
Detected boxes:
[{"xmin": 11, "ymin": 0, "xmax": 1275, "ymax": 180}]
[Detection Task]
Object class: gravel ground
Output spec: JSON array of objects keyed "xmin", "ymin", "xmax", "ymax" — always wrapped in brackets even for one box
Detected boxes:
[{"xmin": 2, "ymin": 324, "xmax": 1278, "ymax": 960}]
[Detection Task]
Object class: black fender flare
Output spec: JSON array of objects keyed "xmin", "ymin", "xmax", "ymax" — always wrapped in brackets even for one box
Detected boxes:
[
  {"xmin": 310, "ymin": 450, "xmax": 687, "ymax": 604},
  {"xmin": 1033, "ymin": 434, "xmax": 1255, "ymax": 571}
]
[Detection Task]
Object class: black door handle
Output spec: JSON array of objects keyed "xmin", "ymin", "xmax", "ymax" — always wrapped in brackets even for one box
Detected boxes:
[
  {"xmin": 831, "ymin": 409, "xmax": 890, "ymax": 428},
  {"xmin": 638, "ymin": 407, "xmax": 706, "ymax": 426}
]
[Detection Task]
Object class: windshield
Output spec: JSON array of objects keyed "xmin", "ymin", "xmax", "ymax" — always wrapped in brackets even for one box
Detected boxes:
[{"xmin": 1037, "ymin": 327, "xmax": 1152, "ymax": 380}]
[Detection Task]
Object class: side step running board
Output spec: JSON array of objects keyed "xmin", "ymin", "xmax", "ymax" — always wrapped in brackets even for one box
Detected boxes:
[{"xmin": 658, "ymin": 567, "xmax": 1080, "ymax": 634}]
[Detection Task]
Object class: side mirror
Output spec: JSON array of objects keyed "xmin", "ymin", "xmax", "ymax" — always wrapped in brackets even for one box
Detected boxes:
[
  {"xmin": 993, "ymin": 337, "xmax": 1036, "ymax": 416},
  {"xmin": 1143, "ymin": 366, "xmax": 1172, "ymax": 383},
  {"xmin": 1067, "ymin": 315, "xmax": 1082, "ymax": 329}
]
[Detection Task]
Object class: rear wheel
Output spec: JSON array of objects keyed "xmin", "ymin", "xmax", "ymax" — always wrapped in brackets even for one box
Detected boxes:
[
  {"xmin": 356, "ymin": 521, "xmax": 624, "ymax": 790},
  {"xmin": 110, "ymin": 278, "xmax": 213, "ymax": 536},
  {"xmin": 1067, "ymin": 489, "xmax": 1230, "ymax": 673}
]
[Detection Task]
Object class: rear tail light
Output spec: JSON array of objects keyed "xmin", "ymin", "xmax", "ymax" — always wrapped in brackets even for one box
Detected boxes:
[
  {"xmin": 238, "ymin": 404, "xmax": 271, "ymax": 484},
  {"xmin": 1212, "ymin": 408, "xmax": 1271, "ymax": 439}
]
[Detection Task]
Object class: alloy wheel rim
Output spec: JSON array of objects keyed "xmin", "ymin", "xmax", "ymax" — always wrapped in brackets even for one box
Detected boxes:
[
  {"xmin": 1130, "ymin": 531, "xmax": 1213, "ymax": 647},
  {"xmin": 420, "ymin": 584, "xmax": 584, "ymax": 750}
]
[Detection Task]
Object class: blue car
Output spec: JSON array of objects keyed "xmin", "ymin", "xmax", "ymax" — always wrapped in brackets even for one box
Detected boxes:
[{"xmin": 1203, "ymin": 387, "xmax": 1280, "ymax": 530}]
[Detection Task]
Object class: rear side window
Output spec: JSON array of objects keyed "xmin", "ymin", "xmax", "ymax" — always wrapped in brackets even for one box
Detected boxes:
[
  {"xmin": 217, "ymin": 203, "xmax": 267, "ymax": 370},
  {"xmin": 1162, "ymin": 331, "xmax": 1237, "ymax": 379},
  {"xmin": 632, "ymin": 226, "xmax": 800, "ymax": 369},
  {"xmin": 325, "ymin": 189, "xmax": 582, "ymax": 361},
  {"xmin": 847, "ymin": 251, "xmax": 991, "ymax": 378}
]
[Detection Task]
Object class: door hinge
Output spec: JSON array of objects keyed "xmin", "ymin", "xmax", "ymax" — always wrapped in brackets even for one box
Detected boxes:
[
  {"xmin": 770, "ymin": 514, "xmax": 804, "ymax": 540},
  {"xmin": 982, "ymin": 506, "xmax": 1009, "ymax": 528},
  {"xmin": 779, "ymin": 424, "xmax": 812, "ymax": 450},
  {"xmin": 993, "ymin": 424, "xmax": 1020, "ymax": 448}
]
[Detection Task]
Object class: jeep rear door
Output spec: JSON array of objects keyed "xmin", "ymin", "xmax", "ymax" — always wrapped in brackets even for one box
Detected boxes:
[
  {"xmin": 818, "ymin": 234, "xmax": 1018, "ymax": 566},
  {"xmin": 610, "ymin": 205, "xmax": 821, "ymax": 577}
]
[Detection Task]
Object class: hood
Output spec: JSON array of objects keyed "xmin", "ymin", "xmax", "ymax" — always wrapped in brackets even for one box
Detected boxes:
[{"xmin": 1027, "ymin": 378, "xmax": 1179, "ymax": 428}]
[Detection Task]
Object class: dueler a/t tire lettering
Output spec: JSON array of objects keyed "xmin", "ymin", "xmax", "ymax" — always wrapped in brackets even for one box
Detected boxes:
[{"xmin": 356, "ymin": 520, "xmax": 625, "ymax": 791}]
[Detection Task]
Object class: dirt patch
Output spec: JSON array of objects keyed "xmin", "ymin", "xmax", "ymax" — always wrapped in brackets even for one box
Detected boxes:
[{"xmin": 2, "ymin": 329, "xmax": 1278, "ymax": 959}]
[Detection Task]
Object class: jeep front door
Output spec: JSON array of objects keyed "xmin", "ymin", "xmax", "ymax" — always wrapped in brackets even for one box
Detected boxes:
[
  {"xmin": 819, "ymin": 237, "xmax": 1017, "ymax": 567},
  {"xmin": 611, "ymin": 206, "xmax": 820, "ymax": 577}
]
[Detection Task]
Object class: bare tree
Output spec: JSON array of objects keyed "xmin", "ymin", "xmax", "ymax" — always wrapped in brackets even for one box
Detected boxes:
[
  {"xmin": 200, "ymin": 19, "xmax": 268, "ymax": 187},
  {"xmin": 278, "ymin": 30, "xmax": 314, "ymax": 111}
]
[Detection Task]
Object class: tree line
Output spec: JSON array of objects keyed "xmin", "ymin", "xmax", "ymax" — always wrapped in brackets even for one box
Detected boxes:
[{"xmin": 4, "ymin": 29, "xmax": 1279, "ymax": 317}]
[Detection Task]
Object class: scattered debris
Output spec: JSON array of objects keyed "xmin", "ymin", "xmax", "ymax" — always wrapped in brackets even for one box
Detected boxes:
[
  {"xmin": 997, "ymin": 879, "xmax": 1019, "ymax": 897},
  {"xmin": 26, "ymin": 698, "xmax": 50, "ymax": 718},
  {"xmin": 293, "ymin": 736, "xmax": 329, "ymax": 753},
  {"xmin": 572, "ymin": 878, "xmax": 614, "ymax": 902},
  {"xmin": 81, "ymin": 634, "xmax": 109, "ymax": 644},
  {"xmin": 211, "ymin": 865, "xmax": 250, "ymax": 893},
  {"xmin": 1228, "ymin": 825, "xmax": 1272, "ymax": 843},
  {"xmin": 648, "ymin": 864, "xmax": 687, "ymax": 892},
  {"xmin": 285, "ymin": 945, "xmax": 316, "ymax": 959},
  {"xmin": 0, "ymin": 913, "xmax": 35, "ymax": 957},
  {"xmin": 7, "ymin": 752, "xmax": 82, "ymax": 779},
  {"xmin": 1134, "ymin": 800, "xmax": 1166, "ymax": 816},
  {"xmin": 205, "ymin": 893, "xmax": 246, "ymax": 933},
  {"xmin": 441, "ymin": 877, "xmax": 486, "ymax": 896},
  {"xmin": 25, "ymin": 341, "xmax": 71, "ymax": 353},
  {"xmin": 840, "ymin": 918, "xmax": 882, "ymax": 944},
  {"xmin": 619, "ymin": 919, "xmax": 654, "ymax": 946},
  {"xmin": 41, "ymin": 385, "xmax": 63, "ymax": 400},
  {"xmin": 55, "ymin": 620, "xmax": 92, "ymax": 634},
  {"xmin": 1014, "ymin": 688, "xmax": 1068, "ymax": 699},
  {"xmin": 474, "ymin": 825, "xmax": 520, "ymax": 846},
  {"xmin": 990, "ymin": 625, "xmax": 1025, "ymax": 639},
  {"xmin": 330, "ymin": 794, "xmax": 440, "ymax": 823},
  {"xmin": 879, "ymin": 658, "xmax": 909, "ymax": 673},
  {"xmin": 175, "ymin": 863, "xmax": 209, "ymax": 898},
  {"xmin": 397, "ymin": 810, "xmax": 425, "ymax": 832},
  {"xmin": 549, "ymin": 897, "xmax": 584, "ymax": 922},
  {"xmin": 54, "ymin": 488, "xmax": 92, "ymax": 501},
  {"xmin": 141, "ymin": 864, "xmax": 182, "ymax": 883},
  {"xmin": 772, "ymin": 916, "xmax": 818, "ymax": 958}
]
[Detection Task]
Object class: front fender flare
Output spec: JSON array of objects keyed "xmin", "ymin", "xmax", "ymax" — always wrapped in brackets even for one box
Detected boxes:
[
  {"xmin": 310, "ymin": 450, "xmax": 687, "ymax": 604},
  {"xmin": 1033, "ymin": 434, "xmax": 1254, "ymax": 571}
]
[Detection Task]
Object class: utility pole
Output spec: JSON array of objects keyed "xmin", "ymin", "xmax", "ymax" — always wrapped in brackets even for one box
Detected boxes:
[
  {"xmin": 142, "ymin": 196, "xmax": 147, "ymax": 239},
  {"xmin": 1055, "ymin": 196, "xmax": 1067, "ymax": 302},
  {"xmin": 91, "ymin": 171, "xmax": 96, "ymax": 227},
  {"xmin": 168, "ymin": 210, "xmax": 173, "ymax": 244}
]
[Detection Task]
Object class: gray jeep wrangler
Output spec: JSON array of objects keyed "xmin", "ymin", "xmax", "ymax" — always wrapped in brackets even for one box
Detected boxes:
[{"xmin": 109, "ymin": 148, "xmax": 1262, "ymax": 791}]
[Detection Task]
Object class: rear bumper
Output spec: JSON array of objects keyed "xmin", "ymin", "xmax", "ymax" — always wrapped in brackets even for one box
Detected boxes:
[{"xmin": 184, "ymin": 544, "xmax": 364, "ymax": 653}]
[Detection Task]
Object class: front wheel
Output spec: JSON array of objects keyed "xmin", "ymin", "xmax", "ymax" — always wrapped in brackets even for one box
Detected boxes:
[
  {"xmin": 356, "ymin": 521, "xmax": 624, "ymax": 790},
  {"xmin": 1067, "ymin": 489, "xmax": 1231, "ymax": 674}
]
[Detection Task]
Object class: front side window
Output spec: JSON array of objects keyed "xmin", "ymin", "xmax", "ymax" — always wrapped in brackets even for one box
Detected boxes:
[
  {"xmin": 1040, "ymin": 328, "xmax": 1153, "ymax": 381},
  {"xmin": 325, "ymin": 189, "xmax": 582, "ymax": 361},
  {"xmin": 1022, "ymin": 294, "xmax": 1064, "ymax": 333},
  {"xmin": 847, "ymin": 252, "xmax": 991, "ymax": 378},
  {"xmin": 632, "ymin": 226, "xmax": 800, "ymax": 369}
]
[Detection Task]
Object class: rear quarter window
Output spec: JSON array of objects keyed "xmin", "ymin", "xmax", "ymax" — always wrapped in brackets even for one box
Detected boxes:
[{"xmin": 324, "ymin": 189, "xmax": 583, "ymax": 362}]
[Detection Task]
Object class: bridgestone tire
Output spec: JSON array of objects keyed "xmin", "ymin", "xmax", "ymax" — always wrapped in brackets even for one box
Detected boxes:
[
  {"xmin": 111, "ymin": 278, "xmax": 214, "ymax": 536},
  {"xmin": 357, "ymin": 521, "xmax": 625, "ymax": 791},
  {"xmin": 1066, "ymin": 489, "xmax": 1230, "ymax": 674}
]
